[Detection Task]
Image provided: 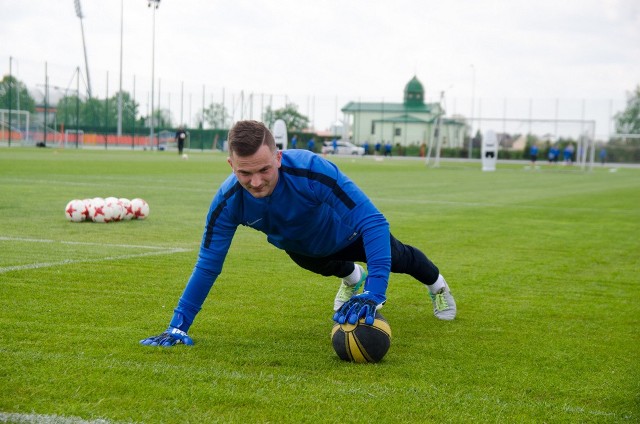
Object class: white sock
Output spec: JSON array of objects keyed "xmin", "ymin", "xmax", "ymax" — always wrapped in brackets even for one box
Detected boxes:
[
  {"xmin": 427, "ymin": 274, "xmax": 447, "ymax": 294},
  {"xmin": 343, "ymin": 264, "xmax": 363, "ymax": 286}
]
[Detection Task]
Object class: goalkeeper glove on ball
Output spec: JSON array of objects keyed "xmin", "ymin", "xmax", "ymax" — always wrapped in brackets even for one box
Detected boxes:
[{"xmin": 333, "ymin": 291, "xmax": 386, "ymax": 325}]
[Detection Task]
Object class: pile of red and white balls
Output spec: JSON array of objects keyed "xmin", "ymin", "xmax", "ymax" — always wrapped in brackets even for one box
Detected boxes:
[{"xmin": 65, "ymin": 197, "xmax": 149, "ymax": 223}]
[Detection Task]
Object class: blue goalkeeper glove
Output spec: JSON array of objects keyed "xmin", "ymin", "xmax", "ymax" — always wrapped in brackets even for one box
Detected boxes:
[
  {"xmin": 333, "ymin": 291, "xmax": 386, "ymax": 325},
  {"xmin": 140, "ymin": 326, "xmax": 194, "ymax": 347}
]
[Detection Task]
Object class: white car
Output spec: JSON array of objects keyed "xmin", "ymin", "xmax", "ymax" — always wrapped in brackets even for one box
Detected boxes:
[{"xmin": 322, "ymin": 140, "xmax": 365, "ymax": 156}]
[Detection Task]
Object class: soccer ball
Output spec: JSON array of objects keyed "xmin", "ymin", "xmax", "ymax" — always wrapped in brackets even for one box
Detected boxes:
[
  {"xmin": 65, "ymin": 199, "xmax": 87, "ymax": 222},
  {"xmin": 331, "ymin": 311, "xmax": 392, "ymax": 363},
  {"xmin": 130, "ymin": 198, "xmax": 150, "ymax": 219},
  {"xmin": 104, "ymin": 197, "xmax": 124, "ymax": 222},
  {"xmin": 88, "ymin": 197, "xmax": 107, "ymax": 223},
  {"xmin": 182, "ymin": 153, "xmax": 189, "ymax": 160},
  {"xmin": 82, "ymin": 198, "xmax": 93, "ymax": 216},
  {"xmin": 119, "ymin": 198, "xmax": 134, "ymax": 220}
]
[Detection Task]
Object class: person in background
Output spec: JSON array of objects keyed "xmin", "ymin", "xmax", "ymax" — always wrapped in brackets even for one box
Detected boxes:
[
  {"xmin": 530, "ymin": 143, "xmax": 539, "ymax": 167},
  {"xmin": 599, "ymin": 147, "xmax": 607, "ymax": 165},
  {"xmin": 563, "ymin": 143, "xmax": 574, "ymax": 165},
  {"xmin": 384, "ymin": 142, "xmax": 392, "ymax": 157},
  {"xmin": 175, "ymin": 126, "xmax": 187, "ymax": 155}
]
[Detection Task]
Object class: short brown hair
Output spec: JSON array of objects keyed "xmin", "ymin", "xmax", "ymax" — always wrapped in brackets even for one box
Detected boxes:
[{"xmin": 228, "ymin": 120, "xmax": 276, "ymax": 156}]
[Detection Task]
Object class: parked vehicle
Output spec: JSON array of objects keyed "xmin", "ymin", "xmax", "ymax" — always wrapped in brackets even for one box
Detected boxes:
[{"xmin": 321, "ymin": 140, "xmax": 365, "ymax": 156}]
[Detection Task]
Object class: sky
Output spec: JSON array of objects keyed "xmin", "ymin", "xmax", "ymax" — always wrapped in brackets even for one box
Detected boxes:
[{"xmin": 1, "ymin": 0, "xmax": 639, "ymax": 137}]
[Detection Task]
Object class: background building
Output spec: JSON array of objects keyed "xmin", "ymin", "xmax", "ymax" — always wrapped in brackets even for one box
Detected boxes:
[{"xmin": 341, "ymin": 76, "xmax": 466, "ymax": 149}]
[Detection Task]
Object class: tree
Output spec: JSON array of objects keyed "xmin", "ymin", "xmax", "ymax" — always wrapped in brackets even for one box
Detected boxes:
[
  {"xmin": 0, "ymin": 75, "xmax": 36, "ymax": 112},
  {"xmin": 55, "ymin": 90, "xmax": 140, "ymax": 130},
  {"xmin": 55, "ymin": 94, "xmax": 83, "ymax": 127},
  {"xmin": 201, "ymin": 102, "xmax": 229, "ymax": 129},
  {"xmin": 117, "ymin": 91, "xmax": 139, "ymax": 130},
  {"xmin": 614, "ymin": 85, "xmax": 640, "ymax": 136},
  {"xmin": 263, "ymin": 103, "xmax": 309, "ymax": 132}
]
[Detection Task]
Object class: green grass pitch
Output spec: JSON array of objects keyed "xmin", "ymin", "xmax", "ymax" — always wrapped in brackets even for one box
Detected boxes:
[{"xmin": 0, "ymin": 148, "xmax": 638, "ymax": 423}]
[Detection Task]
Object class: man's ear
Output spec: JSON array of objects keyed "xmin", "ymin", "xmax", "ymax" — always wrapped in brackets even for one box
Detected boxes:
[{"xmin": 227, "ymin": 156, "xmax": 233, "ymax": 169}]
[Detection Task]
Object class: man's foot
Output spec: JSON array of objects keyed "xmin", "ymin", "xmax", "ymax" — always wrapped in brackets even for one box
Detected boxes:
[
  {"xmin": 333, "ymin": 266, "xmax": 367, "ymax": 311},
  {"xmin": 429, "ymin": 282, "xmax": 457, "ymax": 320}
]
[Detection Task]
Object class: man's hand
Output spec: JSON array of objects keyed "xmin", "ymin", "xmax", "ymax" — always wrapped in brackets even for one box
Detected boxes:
[
  {"xmin": 332, "ymin": 292, "xmax": 386, "ymax": 325},
  {"xmin": 140, "ymin": 326, "xmax": 194, "ymax": 347}
]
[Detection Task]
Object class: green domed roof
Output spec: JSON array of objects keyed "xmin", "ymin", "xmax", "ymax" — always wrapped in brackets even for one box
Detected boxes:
[{"xmin": 404, "ymin": 76, "xmax": 424, "ymax": 107}]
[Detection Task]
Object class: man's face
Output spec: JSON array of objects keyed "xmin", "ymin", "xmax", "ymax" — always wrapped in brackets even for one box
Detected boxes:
[{"xmin": 228, "ymin": 144, "xmax": 282, "ymax": 198}]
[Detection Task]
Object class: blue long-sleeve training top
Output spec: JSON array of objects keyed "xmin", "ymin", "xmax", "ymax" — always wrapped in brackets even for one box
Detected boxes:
[{"xmin": 170, "ymin": 149, "xmax": 390, "ymax": 331}]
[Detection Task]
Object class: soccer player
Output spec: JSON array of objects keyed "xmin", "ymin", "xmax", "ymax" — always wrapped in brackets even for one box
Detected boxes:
[
  {"xmin": 140, "ymin": 120, "xmax": 456, "ymax": 347},
  {"xmin": 175, "ymin": 126, "xmax": 187, "ymax": 155},
  {"xmin": 530, "ymin": 143, "xmax": 539, "ymax": 167}
]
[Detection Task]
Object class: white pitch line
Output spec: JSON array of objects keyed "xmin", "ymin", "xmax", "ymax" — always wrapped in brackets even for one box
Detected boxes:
[
  {"xmin": 0, "ymin": 236, "xmax": 193, "ymax": 274},
  {"xmin": 0, "ymin": 412, "xmax": 115, "ymax": 423},
  {"xmin": 0, "ymin": 248, "xmax": 191, "ymax": 274},
  {"xmin": 0, "ymin": 236, "xmax": 183, "ymax": 250}
]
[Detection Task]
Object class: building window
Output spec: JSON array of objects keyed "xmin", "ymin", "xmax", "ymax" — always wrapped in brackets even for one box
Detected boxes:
[
  {"xmin": 395, "ymin": 128, "xmax": 401, "ymax": 136},
  {"xmin": 371, "ymin": 122, "xmax": 376, "ymax": 135}
]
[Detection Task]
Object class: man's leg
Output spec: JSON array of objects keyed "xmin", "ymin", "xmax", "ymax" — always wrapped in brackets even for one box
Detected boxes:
[
  {"xmin": 388, "ymin": 235, "xmax": 456, "ymax": 320},
  {"xmin": 285, "ymin": 251, "xmax": 367, "ymax": 311},
  {"xmin": 287, "ymin": 234, "xmax": 456, "ymax": 320}
]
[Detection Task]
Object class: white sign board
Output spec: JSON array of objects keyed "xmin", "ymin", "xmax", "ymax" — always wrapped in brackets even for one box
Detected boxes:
[
  {"xmin": 482, "ymin": 130, "xmax": 498, "ymax": 171},
  {"xmin": 273, "ymin": 119, "xmax": 288, "ymax": 150}
]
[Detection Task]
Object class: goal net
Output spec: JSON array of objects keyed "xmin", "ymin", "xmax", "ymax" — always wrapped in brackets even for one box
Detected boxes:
[
  {"xmin": 64, "ymin": 129, "xmax": 85, "ymax": 148},
  {"xmin": 0, "ymin": 109, "xmax": 30, "ymax": 145},
  {"xmin": 428, "ymin": 117, "xmax": 597, "ymax": 170}
]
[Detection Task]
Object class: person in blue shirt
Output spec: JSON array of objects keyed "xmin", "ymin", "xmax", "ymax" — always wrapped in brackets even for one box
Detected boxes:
[
  {"xmin": 548, "ymin": 145, "xmax": 559, "ymax": 164},
  {"xmin": 290, "ymin": 134, "xmax": 297, "ymax": 149},
  {"xmin": 307, "ymin": 137, "xmax": 315, "ymax": 152},
  {"xmin": 332, "ymin": 138, "xmax": 338, "ymax": 154},
  {"xmin": 599, "ymin": 147, "xmax": 606, "ymax": 165},
  {"xmin": 529, "ymin": 144, "xmax": 539, "ymax": 167},
  {"xmin": 384, "ymin": 142, "xmax": 392, "ymax": 157},
  {"xmin": 563, "ymin": 143, "xmax": 574, "ymax": 164},
  {"xmin": 141, "ymin": 120, "xmax": 456, "ymax": 347}
]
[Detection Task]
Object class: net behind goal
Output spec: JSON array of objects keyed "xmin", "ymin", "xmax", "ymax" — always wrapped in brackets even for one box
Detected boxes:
[
  {"xmin": 64, "ymin": 129, "xmax": 85, "ymax": 148},
  {"xmin": 0, "ymin": 109, "xmax": 30, "ymax": 145},
  {"xmin": 458, "ymin": 117, "xmax": 597, "ymax": 170}
]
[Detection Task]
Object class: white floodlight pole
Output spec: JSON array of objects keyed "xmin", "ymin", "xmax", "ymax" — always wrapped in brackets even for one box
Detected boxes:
[
  {"xmin": 433, "ymin": 91, "xmax": 445, "ymax": 167},
  {"xmin": 469, "ymin": 64, "xmax": 475, "ymax": 159},
  {"xmin": 74, "ymin": 0, "xmax": 92, "ymax": 99},
  {"xmin": 117, "ymin": 0, "xmax": 124, "ymax": 137},
  {"xmin": 148, "ymin": 0, "xmax": 161, "ymax": 150}
]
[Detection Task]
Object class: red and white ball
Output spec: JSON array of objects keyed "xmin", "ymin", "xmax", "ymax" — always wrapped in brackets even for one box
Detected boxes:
[
  {"xmin": 118, "ymin": 198, "xmax": 134, "ymax": 220},
  {"xmin": 130, "ymin": 198, "xmax": 150, "ymax": 220},
  {"xmin": 104, "ymin": 197, "xmax": 124, "ymax": 222},
  {"xmin": 88, "ymin": 197, "xmax": 107, "ymax": 223},
  {"xmin": 65, "ymin": 199, "xmax": 87, "ymax": 222}
]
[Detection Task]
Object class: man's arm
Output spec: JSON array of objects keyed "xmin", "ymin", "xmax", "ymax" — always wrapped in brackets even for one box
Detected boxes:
[{"xmin": 140, "ymin": 180, "xmax": 240, "ymax": 346}]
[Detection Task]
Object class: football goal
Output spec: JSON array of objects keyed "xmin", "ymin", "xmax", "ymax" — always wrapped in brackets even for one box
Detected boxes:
[
  {"xmin": 64, "ymin": 129, "xmax": 85, "ymax": 148},
  {"xmin": 427, "ymin": 117, "xmax": 597, "ymax": 171},
  {"xmin": 0, "ymin": 109, "xmax": 30, "ymax": 145}
]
